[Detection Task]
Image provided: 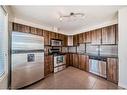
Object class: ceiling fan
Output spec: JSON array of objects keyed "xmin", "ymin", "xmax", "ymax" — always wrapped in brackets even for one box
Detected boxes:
[{"xmin": 59, "ymin": 12, "xmax": 85, "ymax": 21}]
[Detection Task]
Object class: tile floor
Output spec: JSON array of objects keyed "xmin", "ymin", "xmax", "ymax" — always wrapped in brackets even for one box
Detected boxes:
[{"xmin": 23, "ymin": 67, "xmax": 123, "ymax": 89}]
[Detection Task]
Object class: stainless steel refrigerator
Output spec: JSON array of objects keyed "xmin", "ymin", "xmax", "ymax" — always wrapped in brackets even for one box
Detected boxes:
[{"xmin": 11, "ymin": 32, "xmax": 44, "ymax": 89}]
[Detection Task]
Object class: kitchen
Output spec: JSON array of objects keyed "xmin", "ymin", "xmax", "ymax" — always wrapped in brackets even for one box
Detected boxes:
[{"xmin": 0, "ymin": 5, "xmax": 127, "ymax": 90}]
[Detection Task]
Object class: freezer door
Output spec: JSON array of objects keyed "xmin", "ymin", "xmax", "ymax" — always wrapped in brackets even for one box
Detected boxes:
[
  {"xmin": 12, "ymin": 32, "xmax": 44, "ymax": 50},
  {"xmin": 11, "ymin": 52, "xmax": 44, "ymax": 89}
]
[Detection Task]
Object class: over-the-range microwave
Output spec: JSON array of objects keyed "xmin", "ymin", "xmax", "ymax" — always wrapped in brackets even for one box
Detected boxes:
[{"xmin": 51, "ymin": 39, "xmax": 62, "ymax": 46}]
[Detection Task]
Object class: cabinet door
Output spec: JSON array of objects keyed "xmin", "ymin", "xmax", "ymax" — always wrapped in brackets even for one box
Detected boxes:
[
  {"xmin": 66, "ymin": 54, "xmax": 70, "ymax": 67},
  {"xmin": 107, "ymin": 58, "xmax": 118, "ymax": 84},
  {"xmin": 43, "ymin": 30, "xmax": 50, "ymax": 45},
  {"xmin": 73, "ymin": 34, "xmax": 79, "ymax": 46},
  {"xmin": 85, "ymin": 56, "xmax": 89, "ymax": 72},
  {"xmin": 102, "ymin": 25, "xmax": 116, "ymax": 44},
  {"xmin": 91, "ymin": 29, "xmax": 102, "ymax": 44},
  {"xmin": 36, "ymin": 28, "xmax": 43, "ymax": 36},
  {"xmin": 50, "ymin": 32, "xmax": 55, "ymax": 39},
  {"xmin": 44, "ymin": 55, "xmax": 53, "ymax": 76},
  {"xmin": 55, "ymin": 33, "xmax": 59, "ymax": 39},
  {"xmin": 78, "ymin": 55, "xmax": 86, "ymax": 70},
  {"xmin": 79, "ymin": 33, "xmax": 83, "ymax": 44},
  {"xmin": 85, "ymin": 31, "xmax": 91, "ymax": 43},
  {"xmin": 68, "ymin": 36, "xmax": 73, "ymax": 46},
  {"xmin": 69, "ymin": 54, "xmax": 73, "ymax": 66},
  {"xmin": 73, "ymin": 54, "xmax": 79, "ymax": 68},
  {"xmin": 30, "ymin": 27, "xmax": 37, "ymax": 35}
]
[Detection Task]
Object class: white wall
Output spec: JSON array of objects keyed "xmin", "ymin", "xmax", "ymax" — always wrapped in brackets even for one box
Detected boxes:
[
  {"xmin": 0, "ymin": 6, "xmax": 14, "ymax": 89},
  {"xmin": 118, "ymin": 7, "xmax": 127, "ymax": 89}
]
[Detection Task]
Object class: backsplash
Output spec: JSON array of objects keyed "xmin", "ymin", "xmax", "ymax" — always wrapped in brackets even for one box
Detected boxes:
[
  {"xmin": 86, "ymin": 44, "xmax": 99, "ymax": 55},
  {"xmin": 68, "ymin": 43, "xmax": 118, "ymax": 57},
  {"xmin": 100, "ymin": 45, "xmax": 118, "ymax": 56}
]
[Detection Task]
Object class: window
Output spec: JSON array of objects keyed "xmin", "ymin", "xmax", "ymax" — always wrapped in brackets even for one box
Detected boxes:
[{"xmin": 0, "ymin": 6, "xmax": 7, "ymax": 77}]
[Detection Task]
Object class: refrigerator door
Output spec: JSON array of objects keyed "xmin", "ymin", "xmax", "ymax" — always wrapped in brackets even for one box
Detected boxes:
[
  {"xmin": 11, "ymin": 51, "xmax": 44, "ymax": 89},
  {"xmin": 11, "ymin": 32, "xmax": 44, "ymax": 89},
  {"xmin": 12, "ymin": 32, "xmax": 44, "ymax": 50}
]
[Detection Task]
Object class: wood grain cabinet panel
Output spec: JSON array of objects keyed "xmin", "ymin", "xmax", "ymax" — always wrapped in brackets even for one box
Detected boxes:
[
  {"xmin": 72, "ymin": 54, "xmax": 79, "ymax": 68},
  {"xmin": 107, "ymin": 58, "xmax": 118, "ymax": 84},
  {"xmin": 44, "ymin": 55, "xmax": 53, "ymax": 76},
  {"xmin": 50, "ymin": 32, "xmax": 55, "ymax": 39},
  {"xmin": 78, "ymin": 55, "xmax": 86, "ymax": 70},
  {"xmin": 30, "ymin": 27, "xmax": 37, "ymax": 35},
  {"xmin": 78, "ymin": 55, "xmax": 89, "ymax": 71},
  {"xmin": 102, "ymin": 25, "xmax": 117, "ymax": 44},
  {"xmin": 69, "ymin": 54, "xmax": 73, "ymax": 66},
  {"xmin": 85, "ymin": 31, "xmax": 91, "ymax": 43},
  {"xmin": 43, "ymin": 30, "xmax": 50, "ymax": 45},
  {"xmin": 66, "ymin": 54, "xmax": 70, "ymax": 67},
  {"xmin": 73, "ymin": 34, "xmax": 79, "ymax": 46},
  {"xmin": 13, "ymin": 23, "xmax": 30, "ymax": 33},
  {"xmin": 91, "ymin": 29, "xmax": 102, "ymax": 45},
  {"xmin": 36, "ymin": 28, "xmax": 43, "ymax": 36},
  {"xmin": 79, "ymin": 33, "xmax": 83, "ymax": 44}
]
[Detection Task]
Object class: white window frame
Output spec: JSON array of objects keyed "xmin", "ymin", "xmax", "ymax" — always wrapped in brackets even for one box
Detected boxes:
[{"xmin": 0, "ymin": 6, "xmax": 8, "ymax": 80}]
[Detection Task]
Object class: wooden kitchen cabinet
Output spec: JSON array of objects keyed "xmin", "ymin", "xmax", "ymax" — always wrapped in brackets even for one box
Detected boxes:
[
  {"xmin": 102, "ymin": 24, "xmax": 117, "ymax": 44},
  {"xmin": 107, "ymin": 58, "xmax": 118, "ymax": 84},
  {"xmin": 78, "ymin": 54, "xmax": 86, "ymax": 70},
  {"xmin": 36, "ymin": 28, "xmax": 43, "ymax": 36},
  {"xmin": 66, "ymin": 53, "xmax": 70, "ymax": 67},
  {"xmin": 78, "ymin": 33, "xmax": 83, "ymax": 44},
  {"xmin": 72, "ymin": 54, "xmax": 79, "ymax": 68},
  {"xmin": 50, "ymin": 32, "xmax": 56, "ymax": 39},
  {"xmin": 30, "ymin": 27, "xmax": 37, "ymax": 35},
  {"xmin": 91, "ymin": 29, "xmax": 102, "ymax": 45},
  {"xmin": 73, "ymin": 34, "xmax": 79, "ymax": 46},
  {"xmin": 63, "ymin": 35, "xmax": 68, "ymax": 46},
  {"xmin": 68, "ymin": 36, "xmax": 73, "ymax": 46},
  {"xmin": 85, "ymin": 31, "xmax": 91, "ymax": 43},
  {"xmin": 13, "ymin": 23, "xmax": 30, "ymax": 33},
  {"xmin": 78, "ymin": 54, "xmax": 89, "ymax": 71},
  {"xmin": 44, "ymin": 55, "xmax": 53, "ymax": 76},
  {"xmin": 43, "ymin": 30, "xmax": 50, "ymax": 45},
  {"xmin": 69, "ymin": 53, "xmax": 73, "ymax": 66}
]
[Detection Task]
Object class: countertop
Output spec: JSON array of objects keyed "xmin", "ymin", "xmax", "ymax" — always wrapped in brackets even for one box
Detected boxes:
[{"xmin": 45, "ymin": 52, "xmax": 118, "ymax": 58}]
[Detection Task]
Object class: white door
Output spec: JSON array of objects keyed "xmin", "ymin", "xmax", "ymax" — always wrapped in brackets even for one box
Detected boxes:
[{"xmin": 0, "ymin": 6, "xmax": 8, "ymax": 89}]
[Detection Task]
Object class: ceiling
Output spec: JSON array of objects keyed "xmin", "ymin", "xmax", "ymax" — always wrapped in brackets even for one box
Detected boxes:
[{"xmin": 10, "ymin": 6, "xmax": 125, "ymax": 35}]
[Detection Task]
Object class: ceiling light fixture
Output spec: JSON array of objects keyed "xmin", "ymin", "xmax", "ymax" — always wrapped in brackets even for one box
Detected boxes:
[{"xmin": 59, "ymin": 12, "xmax": 85, "ymax": 21}]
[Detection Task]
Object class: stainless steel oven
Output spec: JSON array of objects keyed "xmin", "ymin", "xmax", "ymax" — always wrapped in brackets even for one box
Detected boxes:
[{"xmin": 54, "ymin": 55, "xmax": 66, "ymax": 73}]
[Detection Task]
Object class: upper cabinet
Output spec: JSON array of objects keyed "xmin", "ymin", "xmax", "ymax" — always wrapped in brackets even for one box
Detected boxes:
[
  {"xmin": 91, "ymin": 29, "xmax": 102, "ymax": 45},
  {"xmin": 84, "ymin": 31, "xmax": 91, "ymax": 43},
  {"xmin": 78, "ymin": 33, "xmax": 83, "ymax": 44},
  {"xmin": 68, "ymin": 36, "xmax": 73, "ymax": 46},
  {"xmin": 73, "ymin": 34, "xmax": 79, "ymax": 46},
  {"xmin": 102, "ymin": 24, "xmax": 118, "ymax": 45},
  {"xmin": 43, "ymin": 30, "xmax": 50, "ymax": 45},
  {"xmin": 13, "ymin": 23, "xmax": 30, "ymax": 33}
]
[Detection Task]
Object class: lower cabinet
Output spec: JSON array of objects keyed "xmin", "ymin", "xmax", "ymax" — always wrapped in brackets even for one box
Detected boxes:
[
  {"xmin": 78, "ymin": 55, "xmax": 89, "ymax": 71},
  {"xmin": 69, "ymin": 53, "xmax": 73, "ymax": 66},
  {"xmin": 44, "ymin": 55, "xmax": 53, "ymax": 76},
  {"xmin": 66, "ymin": 53, "xmax": 70, "ymax": 67},
  {"xmin": 72, "ymin": 54, "xmax": 79, "ymax": 68},
  {"xmin": 107, "ymin": 58, "xmax": 118, "ymax": 84}
]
